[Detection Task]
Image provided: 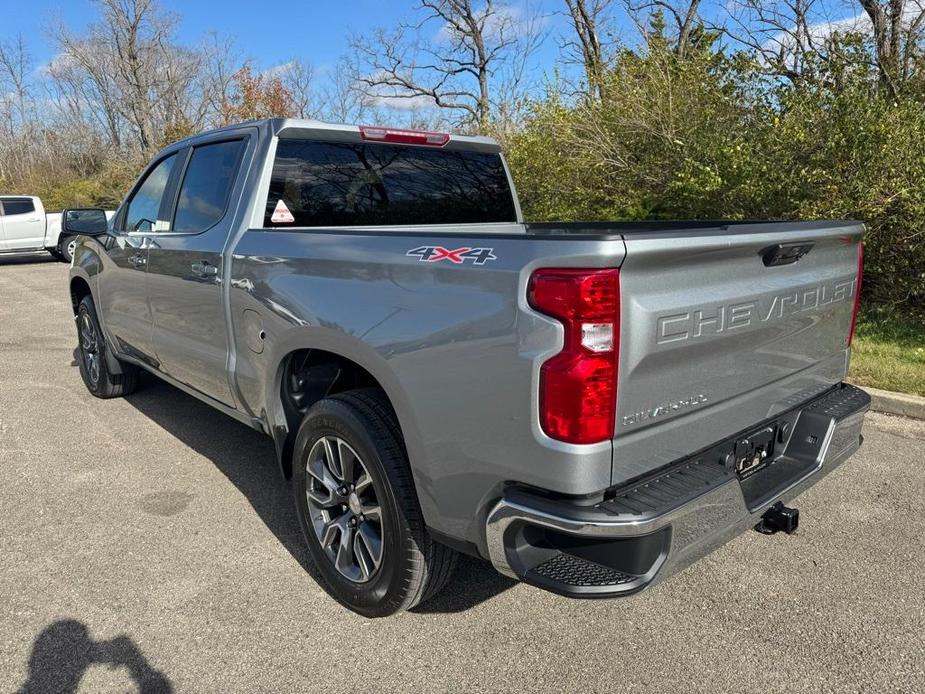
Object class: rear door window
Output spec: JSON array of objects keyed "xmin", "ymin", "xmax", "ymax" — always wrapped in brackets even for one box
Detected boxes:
[
  {"xmin": 264, "ymin": 139, "xmax": 517, "ymax": 227},
  {"xmin": 1, "ymin": 198, "xmax": 36, "ymax": 216},
  {"xmin": 172, "ymin": 139, "xmax": 245, "ymax": 233}
]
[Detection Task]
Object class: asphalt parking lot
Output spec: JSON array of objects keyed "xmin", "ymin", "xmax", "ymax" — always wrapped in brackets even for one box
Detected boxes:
[{"xmin": 1, "ymin": 255, "xmax": 923, "ymax": 693}]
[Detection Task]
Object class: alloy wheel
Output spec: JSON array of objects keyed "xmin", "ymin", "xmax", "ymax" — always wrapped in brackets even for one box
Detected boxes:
[
  {"xmin": 79, "ymin": 310, "xmax": 101, "ymax": 385},
  {"xmin": 304, "ymin": 436, "xmax": 384, "ymax": 583}
]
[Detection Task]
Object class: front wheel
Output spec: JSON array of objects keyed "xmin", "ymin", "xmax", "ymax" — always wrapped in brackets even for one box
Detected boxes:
[
  {"xmin": 75, "ymin": 295, "xmax": 140, "ymax": 398},
  {"xmin": 293, "ymin": 389, "xmax": 457, "ymax": 617}
]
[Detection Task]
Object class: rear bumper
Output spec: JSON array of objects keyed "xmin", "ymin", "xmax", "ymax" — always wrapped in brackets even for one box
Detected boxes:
[{"xmin": 485, "ymin": 383, "xmax": 870, "ymax": 597}]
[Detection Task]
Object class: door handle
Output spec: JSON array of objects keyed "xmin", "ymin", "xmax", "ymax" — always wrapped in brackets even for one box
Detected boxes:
[
  {"xmin": 128, "ymin": 254, "xmax": 146, "ymax": 267},
  {"xmin": 191, "ymin": 261, "xmax": 219, "ymax": 276}
]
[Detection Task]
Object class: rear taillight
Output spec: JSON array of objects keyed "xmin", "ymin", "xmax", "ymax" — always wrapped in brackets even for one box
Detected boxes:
[
  {"xmin": 359, "ymin": 125, "xmax": 450, "ymax": 147},
  {"xmin": 528, "ymin": 268, "xmax": 620, "ymax": 444},
  {"xmin": 848, "ymin": 242, "xmax": 864, "ymax": 346}
]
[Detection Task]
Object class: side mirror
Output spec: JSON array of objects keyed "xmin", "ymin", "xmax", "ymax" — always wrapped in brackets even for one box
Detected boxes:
[{"xmin": 63, "ymin": 208, "xmax": 109, "ymax": 236}]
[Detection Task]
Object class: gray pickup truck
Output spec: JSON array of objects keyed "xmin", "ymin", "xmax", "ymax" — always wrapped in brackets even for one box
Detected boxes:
[{"xmin": 69, "ymin": 118, "xmax": 870, "ymax": 617}]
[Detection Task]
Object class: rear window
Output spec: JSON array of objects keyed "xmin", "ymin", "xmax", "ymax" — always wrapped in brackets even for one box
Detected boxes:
[
  {"xmin": 1, "ymin": 198, "xmax": 35, "ymax": 215},
  {"xmin": 264, "ymin": 139, "xmax": 516, "ymax": 227}
]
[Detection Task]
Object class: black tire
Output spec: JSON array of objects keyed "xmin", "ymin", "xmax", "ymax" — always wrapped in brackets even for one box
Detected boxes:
[
  {"xmin": 59, "ymin": 235, "xmax": 76, "ymax": 263},
  {"xmin": 75, "ymin": 294, "xmax": 140, "ymax": 398},
  {"xmin": 293, "ymin": 389, "xmax": 457, "ymax": 617}
]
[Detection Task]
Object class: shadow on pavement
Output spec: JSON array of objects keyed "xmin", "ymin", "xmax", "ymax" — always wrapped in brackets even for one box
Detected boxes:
[
  {"xmin": 411, "ymin": 554, "xmax": 517, "ymax": 614},
  {"xmin": 16, "ymin": 619, "xmax": 172, "ymax": 694},
  {"xmin": 0, "ymin": 252, "xmax": 58, "ymax": 266},
  {"xmin": 124, "ymin": 377, "xmax": 513, "ymax": 613}
]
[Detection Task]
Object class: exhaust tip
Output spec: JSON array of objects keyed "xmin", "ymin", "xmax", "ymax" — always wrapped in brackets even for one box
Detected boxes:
[{"xmin": 754, "ymin": 502, "xmax": 800, "ymax": 535}]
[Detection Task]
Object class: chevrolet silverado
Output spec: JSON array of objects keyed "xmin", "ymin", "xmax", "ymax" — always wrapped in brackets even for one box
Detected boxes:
[{"xmin": 68, "ymin": 119, "xmax": 870, "ymax": 616}]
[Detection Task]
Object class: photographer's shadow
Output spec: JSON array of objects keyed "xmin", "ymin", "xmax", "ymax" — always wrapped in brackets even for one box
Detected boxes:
[{"xmin": 17, "ymin": 619, "xmax": 172, "ymax": 694}]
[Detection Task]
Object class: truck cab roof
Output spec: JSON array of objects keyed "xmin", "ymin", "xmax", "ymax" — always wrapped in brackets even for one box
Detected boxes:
[{"xmin": 167, "ymin": 118, "xmax": 502, "ymax": 153}]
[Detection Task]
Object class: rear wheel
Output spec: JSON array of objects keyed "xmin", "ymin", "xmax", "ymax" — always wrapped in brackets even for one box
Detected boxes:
[
  {"xmin": 293, "ymin": 389, "xmax": 457, "ymax": 617},
  {"xmin": 75, "ymin": 295, "xmax": 140, "ymax": 398},
  {"xmin": 59, "ymin": 235, "xmax": 77, "ymax": 263}
]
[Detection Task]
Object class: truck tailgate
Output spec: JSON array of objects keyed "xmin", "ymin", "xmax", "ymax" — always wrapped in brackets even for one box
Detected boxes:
[{"xmin": 612, "ymin": 222, "xmax": 863, "ymax": 484}]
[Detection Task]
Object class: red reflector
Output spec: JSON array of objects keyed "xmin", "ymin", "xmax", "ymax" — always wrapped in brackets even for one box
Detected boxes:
[
  {"xmin": 359, "ymin": 125, "xmax": 450, "ymax": 147},
  {"xmin": 528, "ymin": 269, "xmax": 620, "ymax": 445},
  {"xmin": 848, "ymin": 242, "xmax": 864, "ymax": 346}
]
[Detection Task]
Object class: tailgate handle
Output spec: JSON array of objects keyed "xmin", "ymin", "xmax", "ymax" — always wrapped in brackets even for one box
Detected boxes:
[{"xmin": 761, "ymin": 242, "xmax": 814, "ymax": 267}]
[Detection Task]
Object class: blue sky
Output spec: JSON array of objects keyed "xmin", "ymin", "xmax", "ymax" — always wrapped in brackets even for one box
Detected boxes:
[
  {"xmin": 1, "ymin": 0, "xmax": 576, "ymax": 78},
  {"xmin": 1, "ymin": 0, "xmax": 868, "ymax": 75}
]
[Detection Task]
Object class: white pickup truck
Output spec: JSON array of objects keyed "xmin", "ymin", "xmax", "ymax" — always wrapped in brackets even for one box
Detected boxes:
[{"xmin": 0, "ymin": 196, "xmax": 113, "ymax": 262}]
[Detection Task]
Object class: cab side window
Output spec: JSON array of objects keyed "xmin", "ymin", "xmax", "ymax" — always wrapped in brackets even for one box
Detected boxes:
[
  {"xmin": 172, "ymin": 140, "xmax": 245, "ymax": 233},
  {"xmin": 1, "ymin": 198, "xmax": 36, "ymax": 216},
  {"xmin": 124, "ymin": 154, "xmax": 177, "ymax": 232}
]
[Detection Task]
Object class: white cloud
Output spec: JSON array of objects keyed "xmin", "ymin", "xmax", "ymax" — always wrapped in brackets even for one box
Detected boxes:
[
  {"xmin": 365, "ymin": 91, "xmax": 436, "ymax": 112},
  {"xmin": 356, "ymin": 68, "xmax": 438, "ymax": 111},
  {"xmin": 261, "ymin": 60, "xmax": 298, "ymax": 79},
  {"xmin": 434, "ymin": 2, "xmax": 547, "ymax": 43},
  {"xmin": 36, "ymin": 52, "xmax": 78, "ymax": 78}
]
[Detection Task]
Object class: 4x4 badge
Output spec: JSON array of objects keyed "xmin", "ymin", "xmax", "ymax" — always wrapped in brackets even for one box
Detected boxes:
[{"xmin": 407, "ymin": 246, "xmax": 497, "ymax": 265}]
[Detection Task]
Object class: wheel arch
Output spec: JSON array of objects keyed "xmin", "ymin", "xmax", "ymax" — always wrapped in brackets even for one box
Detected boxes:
[
  {"xmin": 265, "ymin": 333, "xmax": 423, "ymax": 488},
  {"xmin": 69, "ymin": 275, "xmax": 92, "ymax": 315}
]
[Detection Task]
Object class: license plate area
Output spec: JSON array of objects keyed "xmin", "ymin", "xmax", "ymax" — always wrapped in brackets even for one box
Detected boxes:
[{"xmin": 730, "ymin": 425, "xmax": 777, "ymax": 480}]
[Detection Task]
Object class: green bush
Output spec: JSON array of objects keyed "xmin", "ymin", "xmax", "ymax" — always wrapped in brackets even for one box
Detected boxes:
[{"xmin": 504, "ymin": 39, "xmax": 925, "ymax": 309}]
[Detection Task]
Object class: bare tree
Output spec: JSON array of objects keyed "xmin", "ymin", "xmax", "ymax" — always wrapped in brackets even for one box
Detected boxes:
[
  {"xmin": 562, "ymin": 0, "xmax": 612, "ymax": 99},
  {"xmin": 721, "ymin": 0, "xmax": 925, "ymax": 93},
  {"xmin": 0, "ymin": 36, "xmax": 38, "ymax": 180},
  {"xmin": 316, "ymin": 57, "xmax": 371, "ymax": 124},
  {"xmin": 720, "ymin": 0, "xmax": 832, "ymax": 83},
  {"xmin": 0, "ymin": 37, "xmax": 34, "ymax": 132},
  {"xmin": 350, "ymin": 0, "xmax": 544, "ymax": 131},
  {"xmin": 856, "ymin": 0, "xmax": 925, "ymax": 94},
  {"xmin": 46, "ymin": 47, "xmax": 125, "ymax": 149},
  {"xmin": 279, "ymin": 59, "xmax": 318, "ymax": 119},
  {"xmin": 51, "ymin": 0, "xmax": 203, "ymax": 155},
  {"xmin": 0, "ymin": 0, "xmax": 257, "ymax": 207},
  {"xmin": 197, "ymin": 33, "xmax": 240, "ymax": 123}
]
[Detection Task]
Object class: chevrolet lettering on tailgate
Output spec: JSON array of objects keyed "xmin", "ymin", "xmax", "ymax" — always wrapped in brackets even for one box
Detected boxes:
[{"xmin": 656, "ymin": 278, "xmax": 857, "ymax": 345}]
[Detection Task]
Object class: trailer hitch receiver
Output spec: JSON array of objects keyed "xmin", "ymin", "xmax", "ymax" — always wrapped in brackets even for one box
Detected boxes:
[{"xmin": 754, "ymin": 502, "xmax": 800, "ymax": 535}]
